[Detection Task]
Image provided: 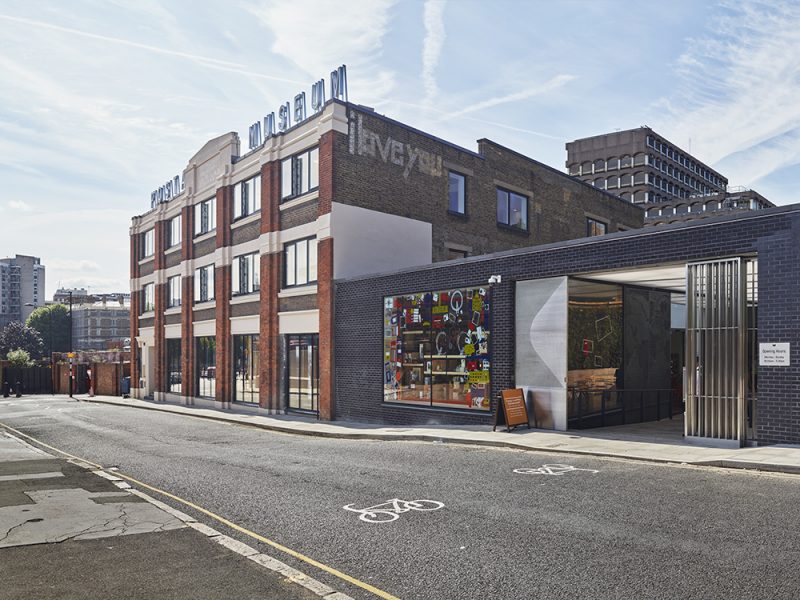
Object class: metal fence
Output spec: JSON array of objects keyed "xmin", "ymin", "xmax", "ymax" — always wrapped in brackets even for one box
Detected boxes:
[{"xmin": 1, "ymin": 366, "xmax": 53, "ymax": 395}]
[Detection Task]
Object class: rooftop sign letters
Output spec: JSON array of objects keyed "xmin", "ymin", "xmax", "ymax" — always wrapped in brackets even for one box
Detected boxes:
[
  {"xmin": 150, "ymin": 174, "xmax": 184, "ymax": 209},
  {"xmin": 247, "ymin": 64, "xmax": 348, "ymax": 150}
]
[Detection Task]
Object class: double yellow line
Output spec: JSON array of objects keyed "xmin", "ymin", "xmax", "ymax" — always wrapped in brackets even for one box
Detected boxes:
[{"xmin": 0, "ymin": 421, "xmax": 401, "ymax": 600}]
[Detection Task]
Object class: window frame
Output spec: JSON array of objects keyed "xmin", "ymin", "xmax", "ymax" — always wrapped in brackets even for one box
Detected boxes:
[
  {"xmin": 282, "ymin": 237, "xmax": 318, "ymax": 288},
  {"xmin": 141, "ymin": 229, "xmax": 154, "ymax": 258},
  {"xmin": 141, "ymin": 282, "xmax": 155, "ymax": 314},
  {"xmin": 193, "ymin": 197, "xmax": 217, "ymax": 237},
  {"xmin": 233, "ymin": 174, "xmax": 262, "ymax": 221},
  {"xmin": 193, "ymin": 264, "xmax": 215, "ymax": 304},
  {"xmin": 167, "ymin": 275, "xmax": 182, "ymax": 308},
  {"xmin": 168, "ymin": 215, "xmax": 182, "ymax": 248},
  {"xmin": 586, "ymin": 217, "xmax": 608, "ymax": 237},
  {"xmin": 495, "ymin": 187, "xmax": 529, "ymax": 232},
  {"xmin": 232, "ymin": 252, "xmax": 260, "ymax": 296},
  {"xmin": 280, "ymin": 147, "xmax": 319, "ymax": 202},
  {"xmin": 447, "ymin": 171, "xmax": 467, "ymax": 216}
]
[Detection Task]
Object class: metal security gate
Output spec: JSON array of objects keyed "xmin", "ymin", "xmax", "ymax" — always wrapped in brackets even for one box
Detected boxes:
[{"xmin": 685, "ymin": 258, "xmax": 754, "ymax": 446}]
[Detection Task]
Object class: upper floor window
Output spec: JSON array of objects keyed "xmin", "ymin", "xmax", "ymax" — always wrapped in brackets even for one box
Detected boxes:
[
  {"xmin": 167, "ymin": 275, "xmax": 181, "ymax": 308},
  {"xmin": 194, "ymin": 264, "xmax": 215, "ymax": 303},
  {"xmin": 448, "ymin": 171, "xmax": 466, "ymax": 215},
  {"xmin": 168, "ymin": 215, "xmax": 182, "ymax": 248},
  {"xmin": 283, "ymin": 237, "xmax": 318, "ymax": 287},
  {"xmin": 141, "ymin": 283, "xmax": 154, "ymax": 313},
  {"xmin": 141, "ymin": 229, "xmax": 154, "ymax": 258},
  {"xmin": 194, "ymin": 198, "xmax": 216, "ymax": 237},
  {"xmin": 587, "ymin": 217, "xmax": 608, "ymax": 237},
  {"xmin": 281, "ymin": 147, "xmax": 319, "ymax": 201},
  {"xmin": 232, "ymin": 252, "xmax": 260, "ymax": 296},
  {"xmin": 496, "ymin": 188, "xmax": 528, "ymax": 231},
  {"xmin": 234, "ymin": 175, "xmax": 261, "ymax": 220}
]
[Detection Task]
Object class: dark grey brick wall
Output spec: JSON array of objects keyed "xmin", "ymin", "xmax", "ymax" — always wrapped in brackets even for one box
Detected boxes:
[
  {"xmin": 231, "ymin": 220, "xmax": 260, "ymax": 245},
  {"xmin": 280, "ymin": 294, "xmax": 317, "ymax": 312},
  {"xmin": 193, "ymin": 308, "xmax": 216, "ymax": 322},
  {"xmin": 138, "ymin": 260, "xmax": 155, "ymax": 277},
  {"xmin": 334, "ymin": 207, "xmax": 800, "ymax": 443},
  {"xmin": 165, "ymin": 313, "xmax": 182, "ymax": 325},
  {"xmin": 335, "ymin": 106, "xmax": 643, "ymax": 262},
  {"xmin": 165, "ymin": 250, "xmax": 182, "ymax": 269},
  {"xmin": 231, "ymin": 301, "xmax": 260, "ymax": 317},
  {"xmin": 193, "ymin": 236, "xmax": 216, "ymax": 260},
  {"xmin": 280, "ymin": 200, "xmax": 318, "ymax": 230}
]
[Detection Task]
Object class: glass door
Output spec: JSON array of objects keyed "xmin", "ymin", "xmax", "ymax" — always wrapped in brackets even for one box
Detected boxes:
[{"xmin": 286, "ymin": 334, "xmax": 319, "ymax": 412}]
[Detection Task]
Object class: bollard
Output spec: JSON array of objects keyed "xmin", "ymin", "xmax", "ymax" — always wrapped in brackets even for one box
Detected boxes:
[
  {"xmin": 15, "ymin": 380, "xmax": 21, "ymax": 398},
  {"xmin": 2, "ymin": 381, "xmax": 8, "ymax": 398}
]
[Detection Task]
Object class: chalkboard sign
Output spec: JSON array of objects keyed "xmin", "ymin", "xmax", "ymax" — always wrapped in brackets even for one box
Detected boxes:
[{"xmin": 493, "ymin": 389, "xmax": 531, "ymax": 432}]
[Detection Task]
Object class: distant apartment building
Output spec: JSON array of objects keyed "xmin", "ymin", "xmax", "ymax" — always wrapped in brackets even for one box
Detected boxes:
[
  {"xmin": 566, "ymin": 127, "xmax": 728, "ymax": 205},
  {"xmin": 71, "ymin": 299, "xmax": 131, "ymax": 351},
  {"xmin": 0, "ymin": 254, "xmax": 45, "ymax": 327},
  {"xmin": 643, "ymin": 187, "xmax": 775, "ymax": 226}
]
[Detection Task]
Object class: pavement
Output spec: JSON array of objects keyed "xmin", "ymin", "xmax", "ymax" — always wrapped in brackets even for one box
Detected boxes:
[
  {"xmin": 82, "ymin": 393, "xmax": 800, "ymax": 475},
  {"xmin": 0, "ymin": 430, "xmax": 349, "ymax": 600}
]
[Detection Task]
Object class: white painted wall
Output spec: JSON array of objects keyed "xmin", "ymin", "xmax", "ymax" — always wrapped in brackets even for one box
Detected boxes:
[{"xmin": 329, "ymin": 203, "xmax": 432, "ymax": 280}]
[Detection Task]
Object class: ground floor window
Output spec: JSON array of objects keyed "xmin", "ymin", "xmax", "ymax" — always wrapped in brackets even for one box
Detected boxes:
[
  {"xmin": 196, "ymin": 336, "xmax": 216, "ymax": 398},
  {"xmin": 233, "ymin": 334, "xmax": 259, "ymax": 403},
  {"xmin": 166, "ymin": 338, "xmax": 181, "ymax": 394},
  {"xmin": 383, "ymin": 286, "xmax": 491, "ymax": 411},
  {"xmin": 286, "ymin": 334, "xmax": 318, "ymax": 412}
]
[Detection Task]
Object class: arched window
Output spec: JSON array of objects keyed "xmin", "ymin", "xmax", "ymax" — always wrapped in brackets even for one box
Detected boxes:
[
  {"xmin": 606, "ymin": 156, "xmax": 619, "ymax": 170},
  {"xmin": 594, "ymin": 178, "xmax": 605, "ymax": 189},
  {"xmin": 594, "ymin": 159, "xmax": 606, "ymax": 172},
  {"xmin": 606, "ymin": 176, "xmax": 619, "ymax": 189},
  {"xmin": 569, "ymin": 163, "xmax": 580, "ymax": 176},
  {"xmin": 581, "ymin": 161, "xmax": 592, "ymax": 174},
  {"xmin": 676, "ymin": 203, "xmax": 689, "ymax": 214},
  {"xmin": 619, "ymin": 191, "xmax": 630, "ymax": 202},
  {"xmin": 620, "ymin": 155, "xmax": 632, "ymax": 168},
  {"xmin": 633, "ymin": 153, "xmax": 646, "ymax": 166},
  {"xmin": 633, "ymin": 171, "xmax": 646, "ymax": 185}
]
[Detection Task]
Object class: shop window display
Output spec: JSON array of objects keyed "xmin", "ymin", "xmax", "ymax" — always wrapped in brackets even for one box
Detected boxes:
[{"xmin": 383, "ymin": 286, "xmax": 491, "ymax": 411}]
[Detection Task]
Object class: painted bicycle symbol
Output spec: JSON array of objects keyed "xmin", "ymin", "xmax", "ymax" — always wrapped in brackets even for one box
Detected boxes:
[
  {"xmin": 343, "ymin": 498, "xmax": 445, "ymax": 523},
  {"xmin": 513, "ymin": 464, "xmax": 599, "ymax": 476}
]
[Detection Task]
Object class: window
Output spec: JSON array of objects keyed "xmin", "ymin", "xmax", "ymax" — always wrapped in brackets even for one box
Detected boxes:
[
  {"xmin": 383, "ymin": 286, "xmax": 491, "ymax": 411},
  {"xmin": 194, "ymin": 197, "xmax": 216, "ymax": 236},
  {"xmin": 283, "ymin": 237, "xmax": 318, "ymax": 287},
  {"xmin": 141, "ymin": 283, "xmax": 154, "ymax": 313},
  {"xmin": 281, "ymin": 147, "xmax": 319, "ymax": 200},
  {"xmin": 196, "ymin": 336, "xmax": 216, "ymax": 398},
  {"xmin": 141, "ymin": 229, "xmax": 154, "ymax": 258},
  {"xmin": 587, "ymin": 217, "xmax": 608, "ymax": 237},
  {"xmin": 194, "ymin": 264, "xmax": 215, "ymax": 303},
  {"xmin": 167, "ymin": 339, "xmax": 181, "ymax": 394},
  {"xmin": 232, "ymin": 252, "xmax": 260, "ymax": 296},
  {"xmin": 167, "ymin": 275, "xmax": 181, "ymax": 308},
  {"xmin": 496, "ymin": 188, "xmax": 528, "ymax": 231},
  {"xmin": 448, "ymin": 171, "xmax": 465, "ymax": 215},
  {"xmin": 233, "ymin": 175, "xmax": 262, "ymax": 220},
  {"xmin": 286, "ymin": 334, "xmax": 318, "ymax": 412},
  {"xmin": 168, "ymin": 215, "xmax": 181, "ymax": 248},
  {"xmin": 233, "ymin": 334, "xmax": 259, "ymax": 404}
]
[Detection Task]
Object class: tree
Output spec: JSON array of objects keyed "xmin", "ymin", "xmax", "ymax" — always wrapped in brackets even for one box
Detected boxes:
[
  {"xmin": 0, "ymin": 322, "xmax": 44, "ymax": 360},
  {"xmin": 6, "ymin": 349, "xmax": 33, "ymax": 367},
  {"xmin": 26, "ymin": 304, "xmax": 70, "ymax": 355}
]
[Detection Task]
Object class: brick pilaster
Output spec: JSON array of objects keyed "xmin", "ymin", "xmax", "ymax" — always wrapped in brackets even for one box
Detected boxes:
[
  {"xmin": 130, "ymin": 229, "xmax": 140, "ymax": 391},
  {"xmin": 317, "ymin": 238, "xmax": 334, "ymax": 420},
  {"xmin": 259, "ymin": 161, "xmax": 282, "ymax": 410},
  {"xmin": 215, "ymin": 185, "xmax": 232, "ymax": 406},
  {"xmin": 153, "ymin": 282, "xmax": 166, "ymax": 395},
  {"xmin": 181, "ymin": 205, "xmax": 194, "ymax": 401}
]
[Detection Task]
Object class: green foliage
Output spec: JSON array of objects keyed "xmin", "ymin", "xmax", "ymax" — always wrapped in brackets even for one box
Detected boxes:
[
  {"xmin": 0, "ymin": 321, "xmax": 44, "ymax": 359},
  {"xmin": 6, "ymin": 348, "xmax": 33, "ymax": 367},
  {"xmin": 26, "ymin": 304, "xmax": 71, "ymax": 354}
]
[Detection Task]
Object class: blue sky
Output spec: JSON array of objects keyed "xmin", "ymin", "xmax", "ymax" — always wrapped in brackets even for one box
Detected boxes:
[{"xmin": 1, "ymin": 0, "xmax": 799, "ymax": 297}]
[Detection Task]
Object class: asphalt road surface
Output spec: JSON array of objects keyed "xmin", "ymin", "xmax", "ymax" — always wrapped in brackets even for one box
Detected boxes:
[{"xmin": 2, "ymin": 397, "xmax": 799, "ymax": 600}]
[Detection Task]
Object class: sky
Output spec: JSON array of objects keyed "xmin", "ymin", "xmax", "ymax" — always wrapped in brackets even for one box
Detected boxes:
[{"xmin": 2, "ymin": 0, "xmax": 799, "ymax": 298}]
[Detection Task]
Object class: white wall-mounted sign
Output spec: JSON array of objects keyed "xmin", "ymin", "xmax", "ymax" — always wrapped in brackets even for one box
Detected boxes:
[{"xmin": 759, "ymin": 343, "xmax": 791, "ymax": 366}]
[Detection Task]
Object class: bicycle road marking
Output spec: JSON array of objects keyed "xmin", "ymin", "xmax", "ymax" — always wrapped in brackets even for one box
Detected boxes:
[
  {"xmin": 343, "ymin": 498, "xmax": 445, "ymax": 523},
  {"xmin": 0, "ymin": 421, "xmax": 402, "ymax": 600},
  {"xmin": 513, "ymin": 464, "xmax": 600, "ymax": 476}
]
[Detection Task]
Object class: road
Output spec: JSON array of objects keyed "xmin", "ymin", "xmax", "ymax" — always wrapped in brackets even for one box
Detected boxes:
[{"xmin": 2, "ymin": 396, "xmax": 799, "ymax": 600}]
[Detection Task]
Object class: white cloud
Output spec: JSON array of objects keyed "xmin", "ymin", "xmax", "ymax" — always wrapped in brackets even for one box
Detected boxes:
[
  {"xmin": 655, "ymin": 1, "xmax": 800, "ymax": 188},
  {"xmin": 442, "ymin": 74, "xmax": 576, "ymax": 121},
  {"xmin": 7, "ymin": 200, "xmax": 33, "ymax": 212},
  {"xmin": 422, "ymin": 0, "xmax": 447, "ymax": 105},
  {"xmin": 248, "ymin": 0, "xmax": 398, "ymax": 106},
  {"xmin": 47, "ymin": 259, "xmax": 102, "ymax": 273}
]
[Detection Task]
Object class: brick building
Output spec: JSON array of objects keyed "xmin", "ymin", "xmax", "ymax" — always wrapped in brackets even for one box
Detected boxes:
[
  {"xmin": 334, "ymin": 205, "xmax": 800, "ymax": 446},
  {"xmin": 130, "ymin": 99, "xmax": 643, "ymax": 418}
]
